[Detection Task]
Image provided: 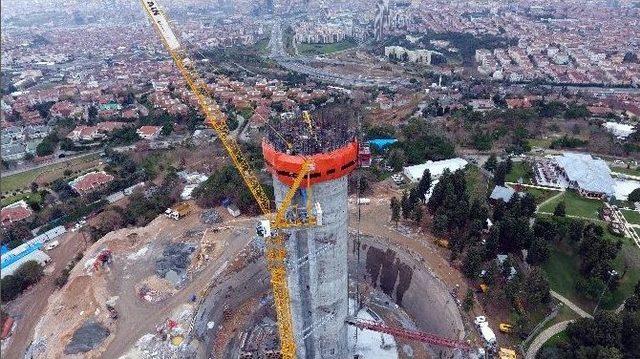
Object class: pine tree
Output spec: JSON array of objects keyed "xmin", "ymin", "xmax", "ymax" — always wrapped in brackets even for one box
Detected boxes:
[{"xmin": 390, "ymin": 197, "xmax": 401, "ymax": 227}]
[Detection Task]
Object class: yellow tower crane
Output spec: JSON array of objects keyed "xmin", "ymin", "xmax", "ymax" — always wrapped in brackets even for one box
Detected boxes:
[{"xmin": 140, "ymin": 2, "xmax": 314, "ymax": 357}]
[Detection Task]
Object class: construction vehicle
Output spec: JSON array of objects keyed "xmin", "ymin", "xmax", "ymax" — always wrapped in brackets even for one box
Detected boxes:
[
  {"xmin": 479, "ymin": 283, "xmax": 489, "ymax": 293},
  {"xmin": 499, "ymin": 347, "xmax": 517, "ymax": 359},
  {"xmin": 164, "ymin": 203, "xmax": 191, "ymax": 221},
  {"xmin": 435, "ymin": 238, "xmax": 450, "ymax": 249},
  {"xmin": 93, "ymin": 249, "xmax": 112, "ymax": 271},
  {"xmin": 499, "ymin": 323, "xmax": 513, "ymax": 333}
]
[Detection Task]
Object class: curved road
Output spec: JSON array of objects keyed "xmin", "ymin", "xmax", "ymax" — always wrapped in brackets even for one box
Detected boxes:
[
  {"xmin": 525, "ymin": 320, "xmax": 573, "ymax": 359},
  {"xmin": 525, "ymin": 290, "xmax": 593, "ymax": 359}
]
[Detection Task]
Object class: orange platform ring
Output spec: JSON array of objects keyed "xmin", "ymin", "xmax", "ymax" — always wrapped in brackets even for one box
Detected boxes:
[{"xmin": 262, "ymin": 140, "xmax": 359, "ymax": 187}]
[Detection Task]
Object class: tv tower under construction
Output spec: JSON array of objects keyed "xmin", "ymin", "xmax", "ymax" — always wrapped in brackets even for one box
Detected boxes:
[{"xmin": 262, "ymin": 114, "xmax": 359, "ymax": 358}]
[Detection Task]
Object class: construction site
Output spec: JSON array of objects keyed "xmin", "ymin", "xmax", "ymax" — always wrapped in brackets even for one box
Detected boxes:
[{"xmin": 10, "ymin": 2, "xmax": 480, "ymax": 359}]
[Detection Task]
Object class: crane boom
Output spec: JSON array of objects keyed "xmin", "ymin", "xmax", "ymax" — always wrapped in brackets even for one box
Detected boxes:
[
  {"xmin": 141, "ymin": 2, "xmax": 308, "ymax": 357},
  {"xmin": 346, "ymin": 317, "xmax": 473, "ymax": 351},
  {"xmin": 141, "ymin": 0, "xmax": 271, "ymax": 215}
]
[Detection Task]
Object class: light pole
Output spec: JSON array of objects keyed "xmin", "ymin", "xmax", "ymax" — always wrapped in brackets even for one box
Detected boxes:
[{"xmin": 593, "ymin": 269, "xmax": 618, "ymax": 315}]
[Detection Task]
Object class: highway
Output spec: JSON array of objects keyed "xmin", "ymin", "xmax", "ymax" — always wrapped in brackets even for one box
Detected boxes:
[{"xmin": 267, "ymin": 20, "xmax": 409, "ymax": 88}]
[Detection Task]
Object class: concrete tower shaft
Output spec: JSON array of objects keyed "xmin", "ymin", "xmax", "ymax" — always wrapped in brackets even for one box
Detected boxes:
[{"xmin": 263, "ymin": 139, "xmax": 358, "ymax": 359}]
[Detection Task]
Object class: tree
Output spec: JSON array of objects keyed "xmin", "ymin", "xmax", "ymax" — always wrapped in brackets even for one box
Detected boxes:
[
  {"xmin": 387, "ymin": 148, "xmax": 406, "ymax": 172},
  {"xmin": 527, "ymin": 237, "xmax": 550, "ymax": 265},
  {"xmin": 494, "ymin": 162, "xmax": 508, "ymax": 186},
  {"xmin": 30, "ymin": 182, "xmax": 39, "ymax": 193},
  {"xmin": 1, "ymin": 260, "xmax": 44, "ymax": 302},
  {"xmin": 462, "ymin": 246, "xmax": 484, "ymax": 279},
  {"xmin": 88, "ymin": 105, "xmax": 98, "ymax": 121},
  {"xmin": 553, "ymin": 201, "xmax": 566, "ymax": 217},
  {"xmin": 432, "ymin": 211, "xmax": 449, "ymax": 236},
  {"xmin": 520, "ymin": 193, "xmax": 536, "ymax": 218},
  {"xmin": 484, "ymin": 154, "xmax": 498, "ymax": 172},
  {"xmin": 412, "ymin": 206, "xmax": 423, "ymax": 224},
  {"xmin": 390, "ymin": 197, "xmax": 401, "ymax": 227},
  {"xmin": 226, "ymin": 116, "xmax": 239, "ymax": 131},
  {"xmin": 416, "ymin": 169, "xmax": 432, "ymax": 203},
  {"xmin": 13, "ymin": 260, "xmax": 44, "ymax": 285},
  {"xmin": 628, "ymin": 188, "xmax": 640, "ymax": 203},
  {"xmin": 401, "ymin": 190, "xmax": 411, "ymax": 220},
  {"xmin": 525, "ymin": 267, "xmax": 551, "ymax": 305},
  {"xmin": 36, "ymin": 137, "xmax": 56, "ymax": 156},
  {"xmin": 1, "ymin": 275, "xmax": 23, "ymax": 302},
  {"xmin": 463, "ymin": 289, "xmax": 474, "ymax": 312},
  {"xmin": 161, "ymin": 122, "xmax": 174, "ymax": 136}
]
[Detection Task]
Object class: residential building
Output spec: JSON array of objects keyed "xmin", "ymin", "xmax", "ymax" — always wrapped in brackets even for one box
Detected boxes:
[{"xmin": 69, "ymin": 171, "xmax": 115, "ymax": 195}]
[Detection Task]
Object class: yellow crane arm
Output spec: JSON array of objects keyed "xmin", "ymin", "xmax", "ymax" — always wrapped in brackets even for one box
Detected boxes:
[
  {"xmin": 141, "ymin": 0, "xmax": 271, "ymax": 215},
  {"xmin": 140, "ymin": 2, "xmax": 317, "ymax": 358}
]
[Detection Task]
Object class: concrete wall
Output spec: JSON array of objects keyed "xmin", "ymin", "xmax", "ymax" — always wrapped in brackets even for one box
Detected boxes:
[
  {"xmin": 272, "ymin": 176, "xmax": 349, "ymax": 359},
  {"xmin": 353, "ymin": 236, "xmax": 466, "ymax": 352}
]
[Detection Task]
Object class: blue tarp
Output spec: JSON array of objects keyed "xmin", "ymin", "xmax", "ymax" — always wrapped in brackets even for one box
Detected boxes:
[
  {"xmin": 1, "ymin": 242, "xmax": 43, "ymax": 269},
  {"xmin": 0, "ymin": 245, "xmax": 8, "ymax": 256},
  {"xmin": 368, "ymin": 138, "xmax": 398, "ymax": 150}
]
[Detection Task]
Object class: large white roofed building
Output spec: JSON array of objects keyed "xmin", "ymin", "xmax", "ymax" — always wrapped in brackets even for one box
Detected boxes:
[
  {"xmin": 554, "ymin": 153, "xmax": 615, "ymax": 198},
  {"xmin": 402, "ymin": 158, "xmax": 468, "ymax": 183}
]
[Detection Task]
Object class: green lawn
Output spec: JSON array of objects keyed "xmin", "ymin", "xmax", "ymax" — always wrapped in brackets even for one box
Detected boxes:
[
  {"xmin": 538, "ymin": 191, "xmax": 603, "ymax": 220},
  {"xmin": 528, "ymin": 138, "xmax": 553, "ymax": 149},
  {"xmin": 506, "ymin": 161, "xmax": 533, "ymax": 183},
  {"xmin": 0, "ymin": 154, "xmax": 100, "ymax": 195},
  {"xmin": 610, "ymin": 239, "xmax": 640, "ymax": 309},
  {"xmin": 544, "ymin": 234, "xmax": 640, "ymax": 312},
  {"xmin": 297, "ymin": 39, "xmax": 358, "ymax": 56},
  {"xmin": 523, "ymin": 187, "xmax": 559, "ymax": 205},
  {"xmin": 543, "ymin": 243, "xmax": 594, "ymax": 311},
  {"xmin": 0, "ymin": 192, "xmax": 42, "ymax": 207},
  {"xmin": 541, "ymin": 330, "xmax": 569, "ymax": 350},
  {"xmin": 621, "ymin": 209, "xmax": 640, "ymax": 226},
  {"xmin": 610, "ymin": 166, "xmax": 640, "ymax": 177},
  {"xmin": 465, "ymin": 165, "xmax": 488, "ymax": 201}
]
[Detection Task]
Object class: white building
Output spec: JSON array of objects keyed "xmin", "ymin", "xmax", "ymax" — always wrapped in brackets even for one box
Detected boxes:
[
  {"xmin": 1, "ymin": 250, "xmax": 50, "ymax": 278},
  {"xmin": 384, "ymin": 46, "xmax": 441, "ymax": 65},
  {"xmin": 403, "ymin": 158, "xmax": 468, "ymax": 183},
  {"xmin": 554, "ymin": 153, "xmax": 615, "ymax": 198}
]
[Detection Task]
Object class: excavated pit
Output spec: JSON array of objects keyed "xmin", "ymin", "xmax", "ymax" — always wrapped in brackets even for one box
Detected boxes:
[{"xmin": 195, "ymin": 233, "xmax": 465, "ymax": 358}]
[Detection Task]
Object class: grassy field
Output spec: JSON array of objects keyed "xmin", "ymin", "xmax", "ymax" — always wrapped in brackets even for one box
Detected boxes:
[
  {"xmin": 544, "ymin": 234, "xmax": 640, "ymax": 311},
  {"xmin": 621, "ymin": 209, "xmax": 640, "ymax": 226},
  {"xmin": 465, "ymin": 165, "xmax": 488, "ymax": 201},
  {"xmin": 297, "ymin": 39, "xmax": 358, "ymax": 56},
  {"xmin": 0, "ymin": 192, "xmax": 42, "ymax": 207},
  {"xmin": 610, "ymin": 166, "xmax": 640, "ymax": 177},
  {"xmin": 528, "ymin": 138, "xmax": 553, "ymax": 149},
  {"xmin": 522, "ymin": 187, "xmax": 559, "ymax": 205},
  {"xmin": 541, "ymin": 330, "xmax": 569, "ymax": 350},
  {"xmin": 506, "ymin": 161, "xmax": 533, "ymax": 183},
  {"xmin": 538, "ymin": 191, "xmax": 603, "ymax": 219},
  {"xmin": 1, "ymin": 154, "xmax": 101, "ymax": 199}
]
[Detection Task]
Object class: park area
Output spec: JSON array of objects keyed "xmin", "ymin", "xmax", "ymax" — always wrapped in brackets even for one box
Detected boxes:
[
  {"xmin": 621, "ymin": 208, "xmax": 640, "ymax": 226},
  {"xmin": 505, "ymin": 161, "xmax": 534, "ymax": 183},
  {"xmin": 538, "ymin": 190, "xmax": 603, "ymax": 220},
  {"xmin": 543, "ymin": 234, "xmax": 640, "ymax": 312},
  {"xmin": 1, "ymin": 154, "xmax": 102, "ymax": 206}
]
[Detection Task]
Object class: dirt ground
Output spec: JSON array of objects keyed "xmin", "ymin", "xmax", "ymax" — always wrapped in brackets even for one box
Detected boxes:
[
  {"xmin": 14, "ymin": 205, "xmax": 257, "ymax": 359},
  {"xmin": 1, "ymin": 230, "xmax": 86, "ymax": 359}
]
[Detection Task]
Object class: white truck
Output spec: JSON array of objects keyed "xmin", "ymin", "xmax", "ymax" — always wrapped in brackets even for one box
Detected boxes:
[{"xmin": 45, "ymin": 240, "xmax": 60, "ymax": 251}]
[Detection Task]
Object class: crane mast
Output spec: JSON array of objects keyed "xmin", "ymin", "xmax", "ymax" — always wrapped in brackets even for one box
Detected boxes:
[{"xmin": 140, "ymin": 1, "xmax": 306, "ymax": 357}]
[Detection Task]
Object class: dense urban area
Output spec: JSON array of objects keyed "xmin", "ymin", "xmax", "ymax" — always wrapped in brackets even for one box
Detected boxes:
[{"xmin": 1, "ymin": 0, "xmax": 640, "ymax": 358}]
